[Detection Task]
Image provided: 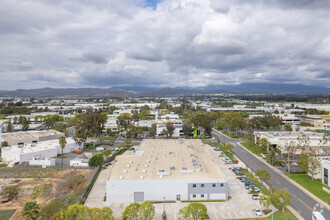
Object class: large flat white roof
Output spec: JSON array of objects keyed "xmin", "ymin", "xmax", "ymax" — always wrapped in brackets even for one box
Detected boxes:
[
  {"xmin": 108, "ymin": 139, "xmax": 226, "ymax": 181},
  {"xmin": 2, "ymin": 129, "xmax": 63, "ymax": 141}
]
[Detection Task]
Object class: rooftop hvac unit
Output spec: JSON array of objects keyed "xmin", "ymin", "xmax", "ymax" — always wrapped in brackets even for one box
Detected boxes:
[
  {"xmin": 159, "ymin": 169, "xmax": 165, "ymax": 172},
  {"xmin": 123, "ymin": 170, "xmax": 127, "ymax": 173},
  {"xmin": 182, "ymin": 167, "xmax": 187, "ymax": 170},
  {"xmin": 192, "ymin": 159, "xmax": 196, "ymax": 162},
  {"xmin": 193, "ymin": 162, "xmax": 198, "ymax": 166},
  {"xmin": 170, "ymin": 166, "xmax": 175, "ymax": 170},
  {"xmin": 126, "ymin": 165, "xmax": 130, "ymax": 168},
  {"xmin": 190, "ymin": 154, "xmax": 194, "ymax": 157},
  {"xmin": 140, "ymin": 176, "xmax": 144, "ymax": 179},
  {"xmin": 146, "ymin": 160, "xmax": 150, "ymax": 163},
  {"xmin": 159, "ymin": 175, "xmax": 163, "ymax": 178},
  {"xmin": 129, "ymin": 161, "xmax": 133, "ymax": 164},
  {"xmin": 119, "ymin": 176, "xmax": 124, "ymax": 180},
  {"xmin": 145, "ymin": 164, "xmax": 149, "ymax": 167},
  {"xmin": 142, "ymin": 169, "xmax": 146, "ymax": 172}
]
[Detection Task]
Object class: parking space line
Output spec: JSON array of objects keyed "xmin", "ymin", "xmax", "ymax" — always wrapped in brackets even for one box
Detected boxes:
[
  {"xmin": 248, "ymin": 211, "xmax": 252, "ymax": 217},
  {"xmin": 221, "ymin": 212, "xmax": 225, "ymax": 219},
  {"xmin": 228, "ymin": 211, "xmax": 232, "ymax": 219}
]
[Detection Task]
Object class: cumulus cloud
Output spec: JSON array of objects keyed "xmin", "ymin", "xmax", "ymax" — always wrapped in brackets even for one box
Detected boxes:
[{"xmin": 0, "ymin": 0, "xmax": 329, "ymax": 90}]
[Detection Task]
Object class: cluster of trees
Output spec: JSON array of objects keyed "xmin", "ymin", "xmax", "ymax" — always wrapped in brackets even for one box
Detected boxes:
[
  {"xmin": 0, "ymin": 185, "xmax": 19, "ymax": 200},
  {"xmin": 5, "ymin": 116, "xmax": 30, "ymax": 132},
  {"xmin": 21, "ymin": 202, "xmax": 115, "ymax": 220},
  {"xmin": 36, "ymin": 114, "xmax": 64, "ymax": 129},
  {"xmin": 259, "ymin": 188, "xmax": 292, "ymax": 213},
  {"xmin": 74, "ymin": 113, "xmax": 107, "ymax": 148},
  {"xmin": 123, "ymin": 201, "xmax": 155, "ymax": 220}
]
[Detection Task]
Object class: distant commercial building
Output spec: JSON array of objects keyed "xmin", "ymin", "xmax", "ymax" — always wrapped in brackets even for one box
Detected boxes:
[
  {"xmin": 156, "ymin": 120, "xmax": 183, "ymax": 137},
  {"xmin": 254, "ymin": 131, "xmax": 330, "ymax": 154},
  {"xmin": 273, "ymin": 114, "xmax": 301, "ymax": 125},
  {"xmin": 1, "ymin": 129, "xmax": 64, "ymax": 146},
  {"xmin": 106, "ymin": 139, "xmax": 228, "ymax": 203}
]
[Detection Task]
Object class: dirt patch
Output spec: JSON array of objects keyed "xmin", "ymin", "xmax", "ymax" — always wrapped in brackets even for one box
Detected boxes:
[{"xmin": 0, "ymin": 169, "xmax": 96, "ymax": 219}]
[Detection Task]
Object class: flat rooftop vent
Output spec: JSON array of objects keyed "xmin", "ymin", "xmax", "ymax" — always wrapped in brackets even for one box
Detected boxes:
[
  {"xmin": 126, "ymin": 165, "xmax": 130, "ymax": 168},
  {"xmin": 119, "ymin": 176, "xmax": 124, "ymax": 180},
  {"xmin": 140, "ymin": 176, "xmax": 144, "ymax": 179},
  {"xmin": 144, "ymin": 164, "xmax": 149, "ymax": 167},
  {"xmin": 123, "ymin": 170, "xmax": 127, "ymax": 173},
  {"xmin": 182, "ymin": 167, "xmax": 187, "ymax": 170},
  {"xmin": 146, "ymin": 160, "xmax": 150, "ymax": 163},
  {"xmin": 170, "ymin": 166, "xmax": 175, "ymax": 170},
  {"xmin": 142, "ymin": 169, "xmax": 146, "ymax": 173},
  {"xmin": 129, "ymin": 161, "xmax": 133, "ymax": 164}
]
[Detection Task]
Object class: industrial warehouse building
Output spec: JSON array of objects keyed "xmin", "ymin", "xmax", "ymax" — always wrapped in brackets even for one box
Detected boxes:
[
  {"xmin": 1, "ymin": 129, "xmax": 63, "ymax": 146},
  {"xmin": 106, "ymin": 139, "xmax": 228, "ymax": 203},
  {"xmin": 1, "ymin": 137, "xmax": 80, "ymax": 164}
]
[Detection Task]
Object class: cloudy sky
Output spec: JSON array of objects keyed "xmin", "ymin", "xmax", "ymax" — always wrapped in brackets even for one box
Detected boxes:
[{"xmin": 1, "ymin": 0, "xmax": 330, "ymax": 90}]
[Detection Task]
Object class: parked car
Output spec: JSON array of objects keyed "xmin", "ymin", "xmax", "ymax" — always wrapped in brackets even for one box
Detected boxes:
[
  {"xmin": 248, "ymin": 187, "xmax": 260, "ymax": 193},
  {"xmin": 292, "ymin": 162, "xmax": 298, "ymax": 167},
  {"xmin": 253, "ymin": 208, "xmax": 262, "ymax": 216},
  {"xmin": 240, "ymin": 177, "xmax": 249, "ymax": 182},
  {"xmin": 280, "ymin": 162, "xmax": 285, "ymax": 167},
  {"xmin": 252, "ymin": 194, "xmax": 260, "ymax": 200},
  {"xmin": 75, "ymin": 150, "xmax": 82, "ymax": 154},
  {"xmin": 214, "ymin": 148, "xmax": 221, "ymax": 151}
]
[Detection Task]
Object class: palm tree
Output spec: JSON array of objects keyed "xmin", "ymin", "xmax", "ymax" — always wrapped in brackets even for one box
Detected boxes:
[{"xmin": 59, "ymin": 136, "xmax": 67, "ymax": 168}]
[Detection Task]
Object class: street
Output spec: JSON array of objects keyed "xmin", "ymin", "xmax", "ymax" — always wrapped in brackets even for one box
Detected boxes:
[{"xmin": 212, "ymin": 130, "xmax": 330, "ymax": 220}]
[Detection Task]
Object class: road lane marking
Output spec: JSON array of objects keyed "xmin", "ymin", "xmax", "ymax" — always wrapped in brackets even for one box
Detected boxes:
[{"xmin": 298, "ymin": 198, "xmax": 313, "ymax": 211}]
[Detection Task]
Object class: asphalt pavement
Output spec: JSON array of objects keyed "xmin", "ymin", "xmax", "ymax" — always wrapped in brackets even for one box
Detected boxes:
[{"xmin": 211, "ymin": 130, "xmax": 329, "ymax": 220}]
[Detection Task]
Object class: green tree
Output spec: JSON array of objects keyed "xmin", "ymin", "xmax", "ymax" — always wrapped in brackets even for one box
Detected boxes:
[
  {"xmin": 191, "ymin": 112, "xmax": 215, "ymax": 135},
  {"xmin": 59, "ymin": 136, "xmax": 67, "ymax": 168},
  {"xmin": 22, "ymin": 201, "xmax": 40, "ymax": 220},
  {"xmin": 182, "ymin": 120, "xmax": 193, "ymax": 136},
  {"xmin": 22, "ymin": 117, "xmax": 29, "ymax": 131},
  {"xmin": 123, "ymin": 203, "xmax": 140, "ymax": 220},
  {"xmin": 39, "ymin": 201, "xmax": 64, "ymax": 220},
  {"xmin": 255, "ymin": 169, "xmax": 271, "ymax": 187},
  {"xmin": 74, "ymin": 113, "xmax": 107, "ymax": 148},
  {"xmin": 6, "ymin": 119, "xmax": 14, "ymax": 132},
  {"xmin": 138, "ymin": 110, "xmax": 150, "ymax": 120},
  {"xmin": 52, "ymin": 204, "xmax": 114, "ymax": 220},
  {"xmin": 298, "ymin": 153, "xmax": 310, "ymax": 173},
  {"xmin": 271, "ymin": 189, "xmax": 292, "ymax": 213},
  {"xmin": 259, "ymin": 194, "xmax": 271, "ymax": 212},
  {"xmin": 116, "ymin": 113, "xmax": 132, "ymax": 137},
  {"xmin": 1, "ymin": 140, "xmax": 9, "ymax": 147},
  {"xmin": 148, "ymin": 124, "xmax": 156, "ymax": 137},
  {"xmin": 88, "ymin": 153, "xmax": 104, "ymax": 168},
  {"xmin": 138, "ymin": 201, "xmax": 155, "ymax": 220},
  {"xmin": 102, "ymin": 149, "xmax": 112, "ymax": 159},
  {"xmin": 178, "ymin": 203, "xmax": 207, "ymax": 220},
  {"xmin": 166, "ymin": 122, "xmax": 175, "ymax": 137},
  {"xmin": 309, "ymin": 156, "xmax": 321, "ymax": 180},
  {"xmin": 1, "ymin": 185, "xmax": 19, "ymax": 199},
  {"xmin": 267, "ymin": 147, "xmax": 277, "ymax": 166}
]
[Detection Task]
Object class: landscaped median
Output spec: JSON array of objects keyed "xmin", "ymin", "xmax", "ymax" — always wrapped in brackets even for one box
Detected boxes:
[
  {"xmin": 240, "ymin": 142, "xmax": 266, "ymax": 157},
  {"xmin": 204, "ymin": 141, "xmax": 237, "ymax": 163},
  {"xmin": 289, "ymin": 173, "xmax": 330, "ymax": 205},
  {"xmin": 236, "ymin": 208, "xmax": 297, "ymax": 220}
]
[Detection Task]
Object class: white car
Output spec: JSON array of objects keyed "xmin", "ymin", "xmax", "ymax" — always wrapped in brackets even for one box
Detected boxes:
[
  {"xmin": 253, "ymin": 208, "xmax": 262, "ymax": 216},
  {"xmin": 248, "ymin": 187, "xmax": 260, "ymax": 193},
  {"xmin": 291, "ymin": 162, "xmax": 298, "ymax": 167}
]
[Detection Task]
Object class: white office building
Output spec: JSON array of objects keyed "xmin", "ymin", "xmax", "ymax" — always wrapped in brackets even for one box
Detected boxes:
[{"xmin": 106, "ymin": 139, "xmax": 228, "ymax": 203}]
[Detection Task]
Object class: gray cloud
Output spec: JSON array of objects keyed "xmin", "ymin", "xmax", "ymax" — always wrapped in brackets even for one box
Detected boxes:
[{"xmin": 0, "ymin": 0, "xmax": 329, "ymax": 90}]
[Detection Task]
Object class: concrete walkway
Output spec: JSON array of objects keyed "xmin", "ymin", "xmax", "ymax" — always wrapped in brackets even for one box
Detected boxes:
[{"xmin": 84, "ymin": 166, "xmax": 112, "ymax": 208}]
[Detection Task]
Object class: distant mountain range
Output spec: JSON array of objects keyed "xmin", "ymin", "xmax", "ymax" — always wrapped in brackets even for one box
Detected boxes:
[{"xmin": 0, "ymin": 83, "xmax": 329, "ymax": 98}]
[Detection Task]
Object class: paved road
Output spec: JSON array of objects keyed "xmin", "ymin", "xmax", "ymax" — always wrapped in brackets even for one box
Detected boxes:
[{"xmin": 212, "ymin": 130, "xmax": 329, "ymax": 220}]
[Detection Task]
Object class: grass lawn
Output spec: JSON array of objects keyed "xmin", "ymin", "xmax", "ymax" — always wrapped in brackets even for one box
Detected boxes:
[
  {"xmin": 290, "ymin": 173, "xmax": 330, "ymax": 205},
  {"xmin": 241, "ymin": 142, "xmax": 266, "ymax": 157},
  {"xmin": 243, "ymin": 169, "xmax": 269, "ymax": 195},
  {"xmin": 235, "ymin": 208, "xmax": 297, "ymax": 220},
  {"xmin": 0, "ymin": 210, "xmax": 16, "ymax": 220}
]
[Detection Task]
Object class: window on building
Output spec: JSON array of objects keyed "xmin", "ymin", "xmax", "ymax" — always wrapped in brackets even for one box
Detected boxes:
[
  {"xmin": 193, "ymin": 184, "xmax": 196, "ymax": 188},
  {"xmin": 201, "ymin": 184, "xmax": 204, "ymax": 187},
  {"xmin": 212, "ymin": 184, "xmax": 216, "ymax": 187},
  {"xmin": 324, "ymin": 168, "xmax": 328, "ymax": 185},
  {"xmin": 193, "ymin": 194, "xmax": 196, "ymax": 198},
  {"xmin": 201, "ymin": 194, "xmax": 204, "ymax": 198},
  {"xmin": 220, "ymin": 183, "xmax": 224, "ymax": 187}
]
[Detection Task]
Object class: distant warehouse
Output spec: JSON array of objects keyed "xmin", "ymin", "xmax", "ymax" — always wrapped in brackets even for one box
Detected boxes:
[
  {"xmin": 1, "ymin": 129, "xmax": 63, "ymax": 146},
  {"xmin": 106, "ymin": 139, "xmax": 228, "ymax": 203}
]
